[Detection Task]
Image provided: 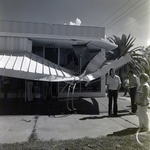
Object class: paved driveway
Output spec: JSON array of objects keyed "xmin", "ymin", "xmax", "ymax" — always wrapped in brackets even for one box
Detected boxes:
[{"xmin": 0, "ymin": 93, "xmax": 149, "ymax": 143}]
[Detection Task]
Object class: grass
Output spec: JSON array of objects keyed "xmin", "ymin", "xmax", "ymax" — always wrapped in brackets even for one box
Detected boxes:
[{"xmin": 0, "ymin": 132, "xmax": 150, "ymax": 150}]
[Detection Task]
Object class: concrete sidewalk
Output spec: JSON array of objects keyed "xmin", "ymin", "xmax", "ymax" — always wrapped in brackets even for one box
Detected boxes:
[{"xmin": 0, "ymin": 93, "xmax": 149, "ymax": 144}]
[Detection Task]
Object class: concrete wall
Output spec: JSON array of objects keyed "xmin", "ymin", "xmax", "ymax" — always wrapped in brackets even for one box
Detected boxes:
[{"xmin": 0, "ymin": 36, "xmax": 32, "ymax": 52}]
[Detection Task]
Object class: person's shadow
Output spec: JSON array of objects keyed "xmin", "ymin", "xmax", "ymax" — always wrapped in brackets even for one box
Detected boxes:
[{"xmin": 107, "ymin": 127, "xmax": 138, "ymax": 136}]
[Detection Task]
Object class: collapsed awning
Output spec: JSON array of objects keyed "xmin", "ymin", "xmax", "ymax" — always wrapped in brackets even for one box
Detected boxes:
[
  {"xmin": 0, "ymin": 51, "xmax": 132, "ymax": 83},
  {"xmin": 85, "ymin": 51, "xmax": 106, "ymax": 74},
  {"xmin": 0, "ymin": 51, "xmax": 76, "ymax": 82},
  {"xmin": 1, "ymin": 37, "xmax": 117, "ymax": 52},
  {"xmin": 83, "ymin": 54, "xmax": 132, "ymax": 82}
]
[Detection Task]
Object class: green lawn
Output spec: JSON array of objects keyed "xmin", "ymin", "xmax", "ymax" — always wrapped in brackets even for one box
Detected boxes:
[{"xmin": 0, "ymin": 132, "xmax": 150, "ymax": 150}]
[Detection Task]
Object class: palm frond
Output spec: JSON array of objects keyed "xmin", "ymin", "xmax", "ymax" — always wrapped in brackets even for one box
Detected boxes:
[
  {"xmin": 126, "ymin": 35, "xmax": 136, "ymax": 50},
  {"xmin": 132, "ymin": 56, "xmax": 149, "ymax": 66}
]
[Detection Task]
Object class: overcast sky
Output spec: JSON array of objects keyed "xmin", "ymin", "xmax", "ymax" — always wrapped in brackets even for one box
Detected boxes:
[{"xmin": 0, "ymin": 0, "xmax": 150, "ymax": 48}]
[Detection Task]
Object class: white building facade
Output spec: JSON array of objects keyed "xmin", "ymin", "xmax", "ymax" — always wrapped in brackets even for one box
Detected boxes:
[{"xmin": 0, "ymin": 20, "xmax": 117, "ymax": 98}]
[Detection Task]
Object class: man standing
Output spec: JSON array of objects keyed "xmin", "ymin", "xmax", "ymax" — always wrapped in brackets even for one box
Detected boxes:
[
  {"xmin": 107, "ymin": 68, "xmax": 121, "ymax": 117},
  {"xmin": 128, "ymin": 70, "xmax": 139, "ymax": 114}
]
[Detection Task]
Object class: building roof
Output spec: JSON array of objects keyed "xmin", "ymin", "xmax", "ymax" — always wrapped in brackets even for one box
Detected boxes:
[{"xmin": 0, "ymin": 20, "xmax": 117, "ymax": 51}]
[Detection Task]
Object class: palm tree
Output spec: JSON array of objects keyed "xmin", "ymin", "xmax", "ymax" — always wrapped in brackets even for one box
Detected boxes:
[
  {"xmin": 127, "ymin": 46, "xmax": 149, "ymax": 75},
  {"xmin": 106, "ymin": 34, "xmax": 136, "ymax": 59},
  {"xmin": 106, "ymin": 34, "xmax": 149, "ymax": 79}
]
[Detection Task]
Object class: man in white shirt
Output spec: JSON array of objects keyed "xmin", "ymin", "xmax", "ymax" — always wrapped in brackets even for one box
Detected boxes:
[{"xmin": 107, "ymin": 68, "xmax": 121, "ymax": 117}]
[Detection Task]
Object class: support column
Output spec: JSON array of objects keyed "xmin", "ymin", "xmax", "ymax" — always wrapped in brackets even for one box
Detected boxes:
[
  {"xmin": 57, "ymin": 47, "xmax": 60, "ymax": 96},
  {"xmin": 101, "ymin": 48, "xmax": 106, "ymax": 96}
]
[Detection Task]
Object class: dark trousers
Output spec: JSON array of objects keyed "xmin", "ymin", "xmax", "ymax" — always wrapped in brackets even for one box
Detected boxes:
[
  {"xmin": 108, "ymin": 90, "xmax": 118, "ymax": 115},
  {"xmin": 129, "ymin": 87, "xmax": 137, "ymax": 113}
]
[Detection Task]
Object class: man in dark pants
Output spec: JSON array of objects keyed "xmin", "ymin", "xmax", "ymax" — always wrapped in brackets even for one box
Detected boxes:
[
  {"xmin": 128, "ymin": 70, "xmax": 139, "ymax": 114},
  {"xmin": 107, "ymin": 68, "xmax": 121, "ymax": 117}
]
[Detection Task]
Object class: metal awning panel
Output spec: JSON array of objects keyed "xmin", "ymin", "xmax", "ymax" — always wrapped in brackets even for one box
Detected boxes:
[
  {"xmin": 49, "ymin": 66, "xmax": 57, "ymax": 76},
  {"xmin": 36, "ymin": 58, "xmax": 43, "ymax": 74},
  {"xmin": 29, "ymin": 56, "xmax": 37, "ymax": 73},
  {"xmin": 62, "ymin": 71, "xmax": 71, "ymax": 78},
  {"xmin": 21, "ymin": 55, "xmax": 31, "ymax": 72},
  {"xmin": 13, "ymin": 55, "xmax": 24, "ymax": 71},
  {"xmin": 0, "ymin": 55, "xmax": 10, "ymax": 68},
  {"xmin": 85, "ymin": 51, "xmax": 106, "ymax": 74},
  {"xmin": 88, "ymin": 38, "xmax": 117, "ymax": 52},
  {"xmin": 83, "ymin": 54, "xmax": 132, "ymax": 82},
  {"xmin": 43, "ymin": 65, "xmax": 49, "ymax": 75},
  {"xmin": 43, "ymin": 61, "xmax": 50, "ymax": 75},
  {"xmin": 56, "ymin": 69, "xmax": 64, "ymax": 77},
  {"xmin": 5, "ymin": 55, "xmax": 17, "ymax": 69},
  {"xmin": 0, "ymin": 51, "xmax": 75, "ymax": 82}
]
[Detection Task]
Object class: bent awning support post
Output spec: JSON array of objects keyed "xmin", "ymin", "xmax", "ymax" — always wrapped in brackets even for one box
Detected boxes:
[{"xmin": 66, "ymin": 82, "xmax": 77, "ymax": 112}]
